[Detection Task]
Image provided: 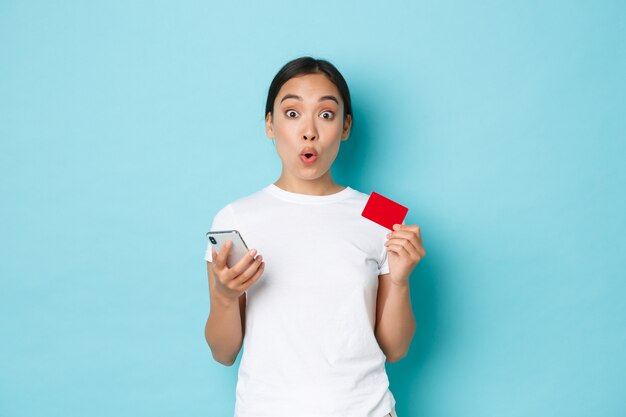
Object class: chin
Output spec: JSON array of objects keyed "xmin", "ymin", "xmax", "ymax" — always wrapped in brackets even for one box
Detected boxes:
[{"xmin": 292, "ymin": 168, "xmax": 326, "ymax": 180}]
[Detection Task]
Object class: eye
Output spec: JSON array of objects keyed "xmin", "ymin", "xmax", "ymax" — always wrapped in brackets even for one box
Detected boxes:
[
  {"xmin": 320, "ymin": 111, "xmax": 335, "ymax": 120},
  {"xmin": 285, "ymin": 110, "xmax": 299, "ymax": 118}
]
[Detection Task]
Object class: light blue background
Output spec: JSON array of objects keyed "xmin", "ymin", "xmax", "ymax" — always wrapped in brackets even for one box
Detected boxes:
[{"xmin": 1, "ymin": 1, "xmax": 624, "ymax": 416}]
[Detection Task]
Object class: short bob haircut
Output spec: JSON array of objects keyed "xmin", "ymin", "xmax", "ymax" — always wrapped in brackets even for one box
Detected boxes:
[{"xmin": 265, "ymin": 56, "xmax": 353, "ymax": 122}]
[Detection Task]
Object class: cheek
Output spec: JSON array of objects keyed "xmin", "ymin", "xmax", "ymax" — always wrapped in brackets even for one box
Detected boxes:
[
  {"xmin": 320, "ymin": 120, "xmax": 343, "ymax": 135},
  {"xmin": 275, "ymin": 123, "xmax": 292, "ymax": 137},
  {"xmin": 273, "ymin": 138, "xmax": 295, "ymax": 161},
  {"xmin": 274, "ymin": 123, "xmax": 300, "ymax": 143}
]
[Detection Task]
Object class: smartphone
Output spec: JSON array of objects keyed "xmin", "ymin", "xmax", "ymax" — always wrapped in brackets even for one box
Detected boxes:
[{"xmin": 206, "ymin": 230, "xmax": 250, "ymax": 267}]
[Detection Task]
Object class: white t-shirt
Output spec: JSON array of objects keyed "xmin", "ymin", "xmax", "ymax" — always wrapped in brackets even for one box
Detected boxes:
[{"xmin": 205, "ymin": 183, "xmax": 396, "ymax": 417}]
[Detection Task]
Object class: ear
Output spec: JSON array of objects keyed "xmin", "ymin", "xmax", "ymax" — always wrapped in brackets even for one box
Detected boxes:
[
  {"xmin": 341, "ymin": 114, "xmax": 352, "ymax": 141},
  {"xmin": 265, "ymin": 113, "xmax": 275, "ymax": 139}
]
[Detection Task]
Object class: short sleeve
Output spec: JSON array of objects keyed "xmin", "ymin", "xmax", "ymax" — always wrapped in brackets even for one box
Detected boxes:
[
  {"xmin": 377, "ymin": 219, "xmax": 407, "ymax": 275},
  {"xmin": 204, "ymin": 204, "xmax": 237, "ymax": 262},
  {"xmin": 378, "ymin": 245, "xmax": 390, "ymax": 275}
]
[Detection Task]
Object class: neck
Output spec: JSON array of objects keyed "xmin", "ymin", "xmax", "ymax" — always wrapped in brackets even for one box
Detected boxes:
[{"xmin": 274, "ymin": 171, "xmax": 345, "ymax": 196}]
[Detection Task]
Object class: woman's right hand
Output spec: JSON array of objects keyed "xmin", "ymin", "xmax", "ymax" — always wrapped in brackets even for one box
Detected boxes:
[{"xmin": 209, "ymin": 240, "xmax": 265, "ymax": 303}]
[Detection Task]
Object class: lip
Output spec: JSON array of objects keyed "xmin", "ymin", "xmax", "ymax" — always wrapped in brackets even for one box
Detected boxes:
[
  {"xmin": 300, "ymin": 147, "xmax": 318, "ymax": 157},
  {"xmin": 300, "ymin": 154, "xmax": 318, "ymax": 165},
  {"xmin": 299, "ymin": 147, "xmax": 318, "ymax": 165}
]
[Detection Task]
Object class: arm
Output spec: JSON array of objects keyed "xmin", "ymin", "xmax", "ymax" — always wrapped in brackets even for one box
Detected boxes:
[
  {"xmin": 375, "ymin": 274, "xmax": 416, "ymax": 362},
  {"xmin": 204, "ymin": 242, "xmax": 265, "ymax": 366},
  {"xmin": 375, "ymin": 224, "xmax": 426, "ymax": 362},
  {"xmin": 204, "ymin": 262, "xmax": 247, "ymax": 366}
]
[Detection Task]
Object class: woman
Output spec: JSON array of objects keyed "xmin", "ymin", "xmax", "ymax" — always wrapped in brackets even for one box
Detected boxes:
[{"xmin": 204, "ymin": 56, "xmax": 425, "ymax": 417}]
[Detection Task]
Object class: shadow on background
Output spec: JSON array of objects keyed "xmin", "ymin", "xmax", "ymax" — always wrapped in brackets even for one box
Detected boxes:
[
  {"xmin": 333, "ymin": 78, "xmax": 444, "ymax": 416},
  {"xmin": 387, "ymin": 256, "xmax": 442, "ymax": 417},
  {"xmin": 331, "ymin": 105, "xmax": 373, "ymax": 191}
]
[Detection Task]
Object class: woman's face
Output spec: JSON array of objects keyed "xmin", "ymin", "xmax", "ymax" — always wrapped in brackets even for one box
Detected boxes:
[{"xmin": 266, "ymin": 72, "xmax": 352, "ymax": 184}]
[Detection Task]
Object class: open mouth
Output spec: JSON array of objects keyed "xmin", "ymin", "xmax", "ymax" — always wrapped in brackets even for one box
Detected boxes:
[
  {"xmin": 300, "ymin": 153, "xmax": 318, "ymax": 163},
  {"xmin": 300, "ymin": 147, "xmax": 318, "ymax": 164}
]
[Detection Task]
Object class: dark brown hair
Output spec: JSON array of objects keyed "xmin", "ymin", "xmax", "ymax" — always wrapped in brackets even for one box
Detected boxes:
[{"xmin": 265, "ymin": 56, "xmax": 352, "ymax": 121}]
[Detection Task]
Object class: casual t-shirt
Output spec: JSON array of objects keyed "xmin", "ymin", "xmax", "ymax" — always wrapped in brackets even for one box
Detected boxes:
[{"xmin": 205, "ymin": 183, "xmax": 396, "ymax": 417}]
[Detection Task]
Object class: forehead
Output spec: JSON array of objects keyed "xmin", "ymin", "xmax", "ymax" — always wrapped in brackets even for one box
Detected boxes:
[{"xmin": 276, "ymin": 73, "xmax": 342, "ymax": 103}]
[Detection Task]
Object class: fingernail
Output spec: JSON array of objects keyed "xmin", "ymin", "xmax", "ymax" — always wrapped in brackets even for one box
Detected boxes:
[
  {"xmin": 257, "ymin": 255, "xmax": 263, "ymax": 261},
  {"xmin": 249, "ymin": 249, "xmax": 257, "ymax": 256}
]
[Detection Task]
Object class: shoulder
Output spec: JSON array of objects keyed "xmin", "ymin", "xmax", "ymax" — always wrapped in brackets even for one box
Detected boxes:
[
  {"xmin": 210, "ymin": 186, "xmax": 272, "ymax": 223},
  {"xmin": 226, "ymin": 186, "xmax": 275, "ymax": 217},
  {"xmin": 346, "ymin": 187, "xmax": 391, "ymax": 240},
  {"xmin": 345, "ymin": 187, "xmax": 370, "ymax": 203},
  {"xmin": 339, "ymin": 186, "xmax": 372, "ymax": 213}
]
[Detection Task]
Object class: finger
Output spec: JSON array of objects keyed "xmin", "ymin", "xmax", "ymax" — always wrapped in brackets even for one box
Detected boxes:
[
  {"xmin": 388, "ymin": 229, "xmax": 423, "ymax": 252},
  {"xmin": 407, "ymin": 232, "xmax": 424, "ymax": 253},
  {"xmin": 232, "ymin": 254, "xmax": 263, "ymax": 284},
  {"xmin": 387, "ymin": 230, "xmax": 418, "ymax": 241},
  {"xmin": 390, "ymin": 239, "xmax": 426, "ymax": 261},
  {"xmin": 386, "ymin": 236, "xmax": 420, "ymax": 257},
  {"xmin": 229, "ymin": 248, "xmax": 259, "ymax": 277},
  {"xmin": 386, "ymin": 238, "xmax": 420, "ymax": 259},
  {"xmin": 238, "ymin": 261, "xmax": 265, "ymax": 290},
  {"xmin": 236, "ymin": 258, "xmax": 265, "ymax": 287},
  {"xmin": 214, "ymin": 240, "xmax": 232, "ymax": 269},
  {"xmin": 393, "ymin": 224, "xmax": 420, "ymax": 234},
  {"xmin": 386, "ymin": 243, "xmax": 412, "ymax": 259}
]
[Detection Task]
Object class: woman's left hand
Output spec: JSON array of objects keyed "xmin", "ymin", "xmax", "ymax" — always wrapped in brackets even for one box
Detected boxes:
[{"xmin": 384, "ymin": 224, "xmax": 426, "ymax": 286}]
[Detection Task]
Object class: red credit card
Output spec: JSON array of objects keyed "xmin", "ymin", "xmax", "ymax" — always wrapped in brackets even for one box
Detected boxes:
[{"xmin": 361, "ymin": 192, "xmax": 408, "ymax": 230}]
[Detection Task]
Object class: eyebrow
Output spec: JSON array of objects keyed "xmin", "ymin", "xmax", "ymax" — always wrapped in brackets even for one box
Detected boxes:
[{"xmin": 279, "ymin": 94, "xmax": 339, "ymax": 104}]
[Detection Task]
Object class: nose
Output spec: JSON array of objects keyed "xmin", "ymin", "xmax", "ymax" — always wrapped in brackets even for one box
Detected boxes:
[{"xmin": 302, "ymin": 116, "xmax": 318, "ymax": 141}]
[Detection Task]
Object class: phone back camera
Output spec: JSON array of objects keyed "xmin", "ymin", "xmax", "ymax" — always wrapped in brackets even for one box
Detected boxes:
[{"xmin": 209, "ymin": 237, "xmax": 217, "ymax": 244}]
